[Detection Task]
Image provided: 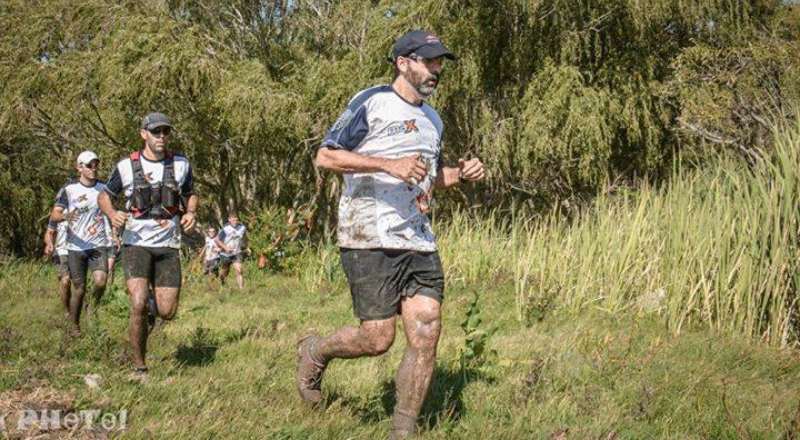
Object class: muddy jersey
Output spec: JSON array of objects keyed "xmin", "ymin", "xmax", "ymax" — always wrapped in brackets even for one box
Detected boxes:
[
  {"xmin": 104, "ymin": 153, "xmax": 193, "ymax": 249},
  {"xmin": 204, "ymin": 236, "xmax": 221, "ymax": 261},
  {"xmin": 321, "ymin": 85, "xmax": 444, "ymax": 251},
  {"xmin": 54, "ymin": 180, "xmax": 112, "ymax": 251},
  {"xmin": 218, "ymin": 224, "xmax": 246, "ymax": 257}
]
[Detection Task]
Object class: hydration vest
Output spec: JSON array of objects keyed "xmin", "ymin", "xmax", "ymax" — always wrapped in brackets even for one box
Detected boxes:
[{"xmin": 129, "ymin": 151, "xmax": 182, "ymax": 220}]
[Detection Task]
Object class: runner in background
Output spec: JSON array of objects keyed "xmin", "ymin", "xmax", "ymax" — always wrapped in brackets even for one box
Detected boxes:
[{"xmin": 216, "ymin": 213, "xmax": 247, "ymax": 289}]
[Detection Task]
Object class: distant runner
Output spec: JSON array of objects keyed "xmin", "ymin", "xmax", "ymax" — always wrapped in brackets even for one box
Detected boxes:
[
  {"xmin": 216, "ymin": 213, "xmax": 247, "ymax": 289},
  {"xmin": 98, "ymin": 112, "xmax": 198, "ymax": 380},
  {"xmin": 297, "ymin": 30, "xmax": 485, "ymax": 439},
  {"xmin": 44, "ymin": 151, "xmax": 112, "ymax": 336},
  {"xmin": 201, "ymin": 226, "xmax": 221, "ymax": 276}
]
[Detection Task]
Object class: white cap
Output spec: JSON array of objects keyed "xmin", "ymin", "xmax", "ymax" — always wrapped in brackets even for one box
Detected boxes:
[{"xmin": 76, "ymin": 150, "xmax": 99, "ymax": 166}]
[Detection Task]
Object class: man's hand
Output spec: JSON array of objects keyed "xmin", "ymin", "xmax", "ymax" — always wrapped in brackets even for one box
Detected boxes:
[
  {"xmin": 458, "ymin": 158, "xmax": 485, "ymax": 182},
  {"xmin": 181, "ymin": 212, "xmax": 196, "ymax": 232},
  {"xmin": 44, "ymin": 242, "xmax": 54, "ymax": 257},
  {"xmin": 416, "ymin": 190, "xmax": 432, "ymax": 214},
  {"xmin": 109, "ymin": 210, "xmax": 128, "ymax": 229},
  {"xmin": 384, "ymin": 153, "xmax": 428, "ymax": 185}
]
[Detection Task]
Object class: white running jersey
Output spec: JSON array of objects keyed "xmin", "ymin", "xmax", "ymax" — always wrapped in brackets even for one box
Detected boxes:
[
  {"xmin": 54, "ymin": 180, "xmax": 112, "ymax": 251},
  {"xmin": 321, "ymin": 85, "xmax": 444, "ymax": 251},
  {"xmin": 55, "ymin": 221, "xmax": 68, "ymax": 256},
  {"xmin": 218, "ymin": 224, "xmax": 246, "ymax": 256},
  {"xmin": 204, "ymin": 236, "xmax": 221, "ymax": 261},
  {"xmin": 105, "ymin": 153, "xmax": 194, "ymax": 249}
]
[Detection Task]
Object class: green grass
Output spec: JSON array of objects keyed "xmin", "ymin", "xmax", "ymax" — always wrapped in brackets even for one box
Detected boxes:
[
  {"xmin": 4, "ymin": 125, "xmax": 800, "ymax": 438},
  {"xmin": 1, "ymin": 259, "xmax": 799, "ymax": 439}
]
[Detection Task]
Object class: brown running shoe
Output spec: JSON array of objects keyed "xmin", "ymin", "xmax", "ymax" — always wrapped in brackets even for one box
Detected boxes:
[{"xmin": 296, "ymin": 334, "xmax": 327, "ymax": 405}]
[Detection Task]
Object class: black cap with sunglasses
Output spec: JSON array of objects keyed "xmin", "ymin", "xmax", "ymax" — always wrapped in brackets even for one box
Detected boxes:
[
  {"xmin": 388, "ymin": 30, "xmax": 457, "ymax": 63},
  {"xmin": 141, "ymin": 112, "xmax": 173, "ymax": 132}
]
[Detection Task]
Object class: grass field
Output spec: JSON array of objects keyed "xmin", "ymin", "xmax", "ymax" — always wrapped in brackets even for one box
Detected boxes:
[
  {"xmin": 1, "ymin": 256, "xmax": 800, "ymax": 439},
  {"xmin": 5, "ymin": 125, "xmax": 800, "ymax": 439}
]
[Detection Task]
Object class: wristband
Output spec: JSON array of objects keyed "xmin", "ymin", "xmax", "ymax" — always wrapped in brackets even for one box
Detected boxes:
[{"xmin": 47, "ymin": 219, "xmax": 58, "ymax": 230}]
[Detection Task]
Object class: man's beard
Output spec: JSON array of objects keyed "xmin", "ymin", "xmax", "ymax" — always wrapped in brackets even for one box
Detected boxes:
[{"xmin": 410, "ymin": 70, "xmax": 439, "ymax": 98}]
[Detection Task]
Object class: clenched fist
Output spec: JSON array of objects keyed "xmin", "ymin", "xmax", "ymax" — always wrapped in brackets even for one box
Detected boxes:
[
  {"xmin": 458, "ymin": 158, "xmax": 485, "ymax": 182},
  {"xmin": 385, "ymin": 153, "xmax": 428, "ymax": 185}
]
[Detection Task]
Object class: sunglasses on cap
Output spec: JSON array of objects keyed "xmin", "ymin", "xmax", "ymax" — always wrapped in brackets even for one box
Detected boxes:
[
  {"xmin": 81, "ymin": 161, "xmax": 100, "ymax": 169},
  {"xmin": 148, "ymin": 126, "xmax": 172, "ymax": 136}
]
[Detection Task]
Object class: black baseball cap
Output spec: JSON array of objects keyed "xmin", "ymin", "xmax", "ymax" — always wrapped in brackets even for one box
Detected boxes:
[
  {"xmin": 389, "ymin": 30, "xmax": 456, "ymax": 63},
  {"xmin": 141, "ymin": 112, "xmax": 173, "ymax": 130}
]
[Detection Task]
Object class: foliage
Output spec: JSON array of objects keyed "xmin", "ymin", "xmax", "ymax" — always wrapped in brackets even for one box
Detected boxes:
[
  {"xmin": 246, "ymin": 205, "xmax": 308, "ymax": 271},
  {"xmin": 459, "ymin": 292, "xmax": 497, "ymax": 371},
  {"xmin": 1, "ymin": 0, "xmax": 800, "ymax": 256}
]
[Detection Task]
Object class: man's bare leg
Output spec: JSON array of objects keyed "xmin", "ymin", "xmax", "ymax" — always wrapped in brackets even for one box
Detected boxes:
[
  {"xmin": 154, "ymin": 287, "xmax": 180, "ymax": 321},
  {"xmin": 219, "ymin": 264, "xmax": 229, "ymax": 286},
  {"xmin": 316, "ymin": 318, "xmax": 397, "ymax": 360},
  {"xmin": 68, "ymin": 277, "xmax": 87, "ymax": 336},
  {"xmin": 233, "ymin": 261, "xmax": 244, "ymax": 290},
  {"xmin": 107, "ymin": 257, "xmax": 116, "ymax": 287},
  {"xmin": 297, "ymin": 317, "xmax": 396, "ymax": 404},
  {"xmin": 86, "ymin": 270, "xmax": 107, "ymax": 319},
  {"xmin": 58, "ymin": 273, "xmax": 71, "ymax": 316},
  {"xmin": 126, "ymin": 277, "xmax": 150, "ymax": 370},
  {"xmin": 391, "ymin": 295, "xmax": 442, "ymax": 439}
]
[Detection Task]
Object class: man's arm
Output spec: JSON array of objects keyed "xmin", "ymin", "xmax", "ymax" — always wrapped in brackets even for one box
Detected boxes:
[
  {"xmin": 180, "ymin": 194, "xmax": 198, "ymax": 231},
  {"xmin": 43, "ymin": 206, "xmax": 65, "ymax": 256},
  {"xmin": 315, "ymin": 147, "xmax": 428, "ymax": 185},
  {"xmin": 214, "ymin": 230, "xmax": 230, "ymax": 253},
  {"xmin": 434, "ymin": 158, "xmax": 486, "ymax": 189},
  {"xmin": 98, "ymin": 191, "xmax": 128, "ymax": 229}
]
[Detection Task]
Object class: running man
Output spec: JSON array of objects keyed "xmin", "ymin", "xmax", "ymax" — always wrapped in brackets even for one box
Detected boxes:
[
  {"xmin": 297, "ymin": 30, "xmax": 485, "ymax": 438},
  {"xmin": 43, "ymin": 221, "xmax": 71, "ymax": 316},
  {"xmin": 215, "ymin": 213, "xmax": 247, "ymax": 289},
  {"xmin": 44, "ymin": 151, "xmax": 112, "ymax": 336},
  {"xmin": 201, "ymin": 226, "xmax": 221, "ymax": 276},
  {"xmin": 98, "ymin": 112, "xmax": 197, "ymax": 379}
]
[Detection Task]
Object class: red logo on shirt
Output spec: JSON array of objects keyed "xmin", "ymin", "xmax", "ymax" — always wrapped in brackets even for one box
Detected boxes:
[{"xmin": 404, "ymin": 119, "xmax": 418, "ymax": 133}]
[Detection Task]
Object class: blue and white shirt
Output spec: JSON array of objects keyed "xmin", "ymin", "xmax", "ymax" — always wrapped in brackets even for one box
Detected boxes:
[
  {"xmin": 204, "ymin": 236, "xmax": 221, "ymax": 261},
  {"xmin": 104, "ymin": 153, "xmax": 194, "ymax": 249},
  {"xmin": 321, "ymin": 85, "xmax": 444, "ymax": 252},
  {"xmin": 54, "ymin": 180, "xmax": 112, "ymax": 251},
  {"xmin": 218, "ymin": 224, "xmax": 246, "ymax": 257}
]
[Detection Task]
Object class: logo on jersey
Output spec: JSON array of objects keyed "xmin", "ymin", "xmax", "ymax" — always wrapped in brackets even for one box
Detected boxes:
[
  {"xmin": 384, "ymin": 119, "xmax": 420, "ymax": 137},
  {"xmin": 77, "ymin": 194, "xmax": 88, "ymax": 203},
  {"xmin": 403, "ymin": 119, "xmax": 418, "ymax": 133}
]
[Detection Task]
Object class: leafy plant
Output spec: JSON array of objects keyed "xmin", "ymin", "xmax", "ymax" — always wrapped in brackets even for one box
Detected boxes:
[{"xmin": 459, "ymin": 292, "xmax": 497, "ymax": 371}]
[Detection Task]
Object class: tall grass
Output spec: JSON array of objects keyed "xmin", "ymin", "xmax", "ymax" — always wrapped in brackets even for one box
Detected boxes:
[
  {"xmin": 297, "ymin": 123, "xmax": 800, "ymax": 347},
  {"xmin": 511, "ymin": 123, "xmax": 800, "ymax": 347}
]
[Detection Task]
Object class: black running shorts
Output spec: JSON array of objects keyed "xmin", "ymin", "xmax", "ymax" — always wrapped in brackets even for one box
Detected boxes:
[
  {"xmin": 339, "ymin": 248, "xmax": 445, "ymax": 321},
  {"xmin": 67, "ymin": 248, "xmax": 109, "ymax": 285},
  {"xmin": 122, "ymin": 245, "xmax": 182, "ymax": 288}
]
